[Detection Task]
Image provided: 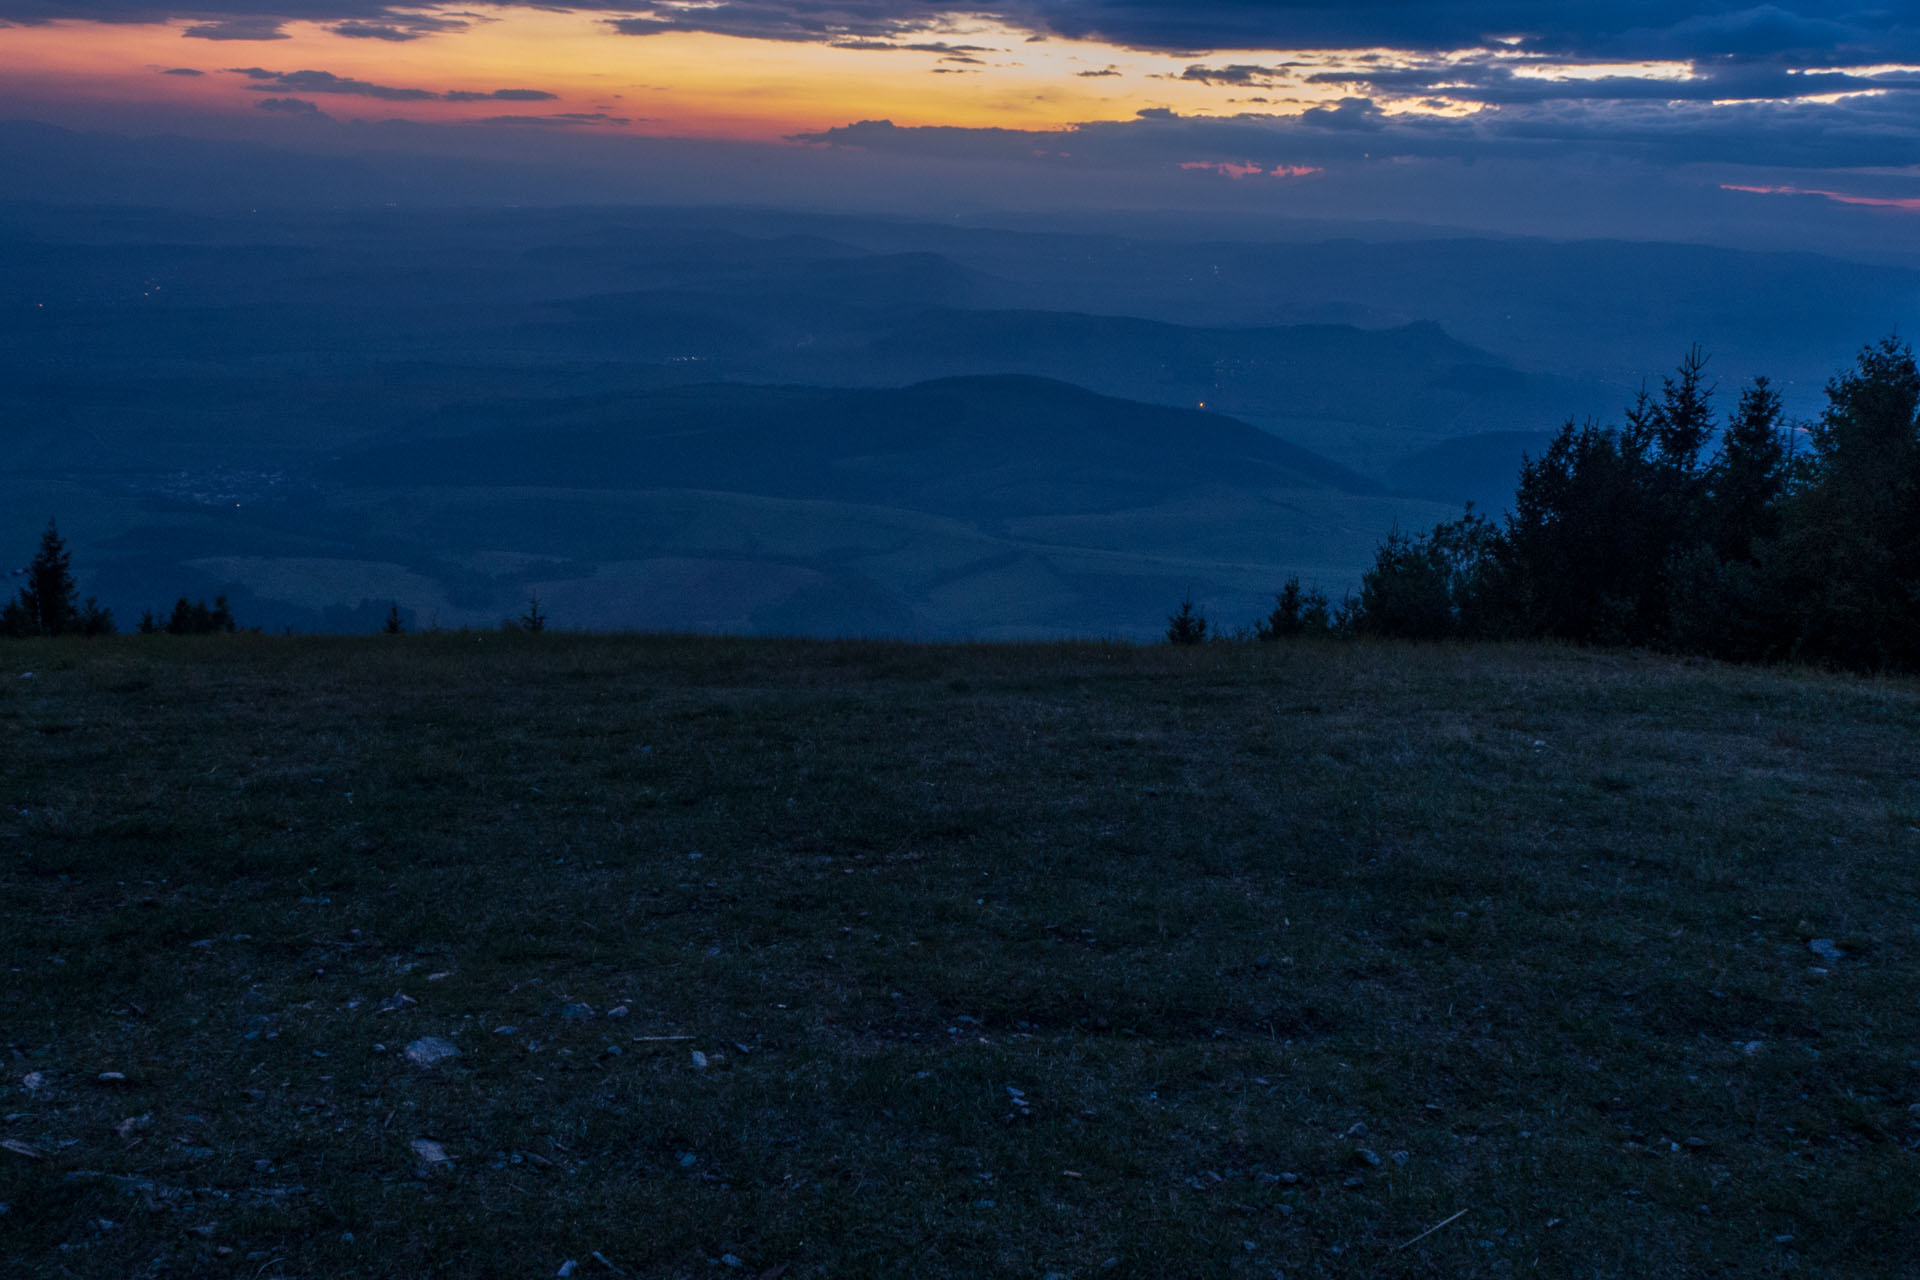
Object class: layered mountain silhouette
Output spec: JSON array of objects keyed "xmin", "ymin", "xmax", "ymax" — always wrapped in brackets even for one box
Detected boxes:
[{"xmin": 334, "ymin": 375, "xmax": 1383, "ymax": 522}]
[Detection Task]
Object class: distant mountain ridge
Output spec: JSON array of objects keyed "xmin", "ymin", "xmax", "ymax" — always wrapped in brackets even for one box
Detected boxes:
[{"xmin": 333, "ymin": 374, "xmax": 1384, "ymax": 523}]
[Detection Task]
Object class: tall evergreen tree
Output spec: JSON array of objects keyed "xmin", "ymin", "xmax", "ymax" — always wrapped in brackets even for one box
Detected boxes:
[
  {"xmin": 1708, "ymin": 377, "xmax": 1790, "ymax": 563},
  {"xmin": 1652, "ymin": 345, "xmax": 1717, "ymax": 474},
  {"xmin": 15, "ymin": 520, "xmax": 78, "ymax": 637},
  {"xmin": 1503, "ymin": 421, "xmax": 1671, "ymax": 644},
  {"xmin": 1775, "ymin": 337, "xmax": 1920, "ymax": 668}
]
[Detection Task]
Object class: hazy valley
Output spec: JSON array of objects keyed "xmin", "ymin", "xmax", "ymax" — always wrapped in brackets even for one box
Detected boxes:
[{"xmin": 4, "ymin": 201, "xmax": 1916, "ymax": 638}]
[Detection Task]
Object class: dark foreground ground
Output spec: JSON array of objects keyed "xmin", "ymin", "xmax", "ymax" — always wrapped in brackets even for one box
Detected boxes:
[{"xmin": 3, "ymin": 635, "xmax": 1918, "ymax": 1278}]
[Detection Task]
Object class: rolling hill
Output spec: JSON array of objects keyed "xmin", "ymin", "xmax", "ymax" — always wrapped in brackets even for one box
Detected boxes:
[{"xmin": 331, "ymin": 375, "xmax": 1384, "ymax": 519}]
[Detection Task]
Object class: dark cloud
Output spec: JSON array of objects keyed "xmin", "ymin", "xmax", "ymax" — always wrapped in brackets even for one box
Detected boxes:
[
  {"xmin": 1016, "ymin": 2, "xmax": 1920, "ymax": 63},
  {"xmin": 1305, "ymin": 55, "xmax": 1920, "ymax": 106},
  {"xmin": 789, "ymin": 85, "xmax": 1920, "ymax": 175},
  {"xmin": 443, "ymin": 88, "xmax": 559, "ymax": 102},
  {"xmin": 1180, "ymin": 64, "xmax": 1293, "ymax": 87},
  {"xmin": 830, "ymin": 40, "xmax": 994, "ymax": 58},
  {"xmin": 1, "ymin": 1, "xmax": 1914, "ymax": 67},
  {"xmin": 477, "ymin": 111, "xmax": 631, "ymax": 126},
  {"xmin": 594, "ymin": 3, "xmax": 1920, "ymax": 66},
  {"xmin": 182, "ymin": 17, "xmax": 290, "ymax": 40},
  {"xmin": 1076, "ymin": 67, "xmax": 1122, "ymax": 77},
  {"xmin": 604, "ymin": 2, "xmax": 933, "ymax": 42},
  {"xmin": 228, "ymin": 68, "xmax": 560, "ymax": 104},
  {"xmin": 229, "ymin": 66, "xmax": 438, "ymax": 100},
  {"xmin": 254, "ymin": 95, "xmax": 325, "ymax": 115},
  {"xmin": 11, "ymin": 0, "xmax": 1920, "ymax": 195},
  {"xmin": 160, "ymin": 66, "xmax": 204, "ymax": 75},
  {"xmin": 329, "ymin": 21, "xmax": 418, "ymax": 40},
  {"xmin": 329, "ymin": 15, "xmax": 473, "ymax": 41}
]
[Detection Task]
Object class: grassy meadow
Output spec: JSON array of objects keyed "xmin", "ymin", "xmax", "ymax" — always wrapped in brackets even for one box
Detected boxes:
[{"xmin": 3, "ymin": 634, "xmax": 1918, "ymax": 1277}]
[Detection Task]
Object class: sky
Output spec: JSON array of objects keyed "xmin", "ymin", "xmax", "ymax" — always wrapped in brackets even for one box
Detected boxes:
[{"xmin": 3, "ymin": 3, "xmax": 1920, "ymax": 249}]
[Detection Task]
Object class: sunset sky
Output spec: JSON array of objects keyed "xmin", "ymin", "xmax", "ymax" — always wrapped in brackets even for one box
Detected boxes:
[{"xmin": 3, "ymin": 3, "xmax": 1918, "ymax": 244}]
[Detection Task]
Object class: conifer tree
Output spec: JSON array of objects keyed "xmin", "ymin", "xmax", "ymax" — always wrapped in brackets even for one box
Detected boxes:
[
  {"xmin": 1165, "ymin": 596, "xmax": 1207, "ymax": 645},
  {"xmin": 19, "ymin": 519, "xmax": 79, "ymax": 636},
  {"xmin": 1775, "ymin": 337, "xmax": 1920, "ymax": 667},
  {"xmin": 1653, "ymin": 345, "xmax": 1717, "ymax": 474},
  {"xmin": 1708, "ymin": 377, "xmax": 1790, "ymax": 563}
]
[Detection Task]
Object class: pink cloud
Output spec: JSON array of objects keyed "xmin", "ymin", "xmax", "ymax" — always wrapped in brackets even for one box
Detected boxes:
[{"xmin": 1722, "ymin": 183, "xmax": 1920, "ymax": 213}]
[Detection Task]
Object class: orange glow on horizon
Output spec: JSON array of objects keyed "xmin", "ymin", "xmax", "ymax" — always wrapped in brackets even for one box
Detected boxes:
[
  {"xmin": 0, "ymin": 5, "xmax": 1582, "ymax": 152},
  {"xmin": 0, "ymin": 9, "xmax": 1336, "ymax": 141}
]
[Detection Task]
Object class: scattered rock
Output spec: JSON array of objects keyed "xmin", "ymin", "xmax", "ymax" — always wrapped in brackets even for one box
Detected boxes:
[
  {"xmin": 721, "ymin": 1255, "xmax": 744, "ymax": 1269},
  {"xmin": 1341, "ymin": 1176, "xmax": 1365, "ymax": 1189},
  {"xmin": 114, "ymin": 1114, "xmax": 151, "ymax": 1139},
  {"xmin": 411, "ymin": 1139, "xmax": 452, "ymax": 1171},
  {"xmin": 1808, "ymin": 938, "xmax": 1845, "ymax": 964},
  {"xmin": 97, "ymin": 1072, "xmax": 127, "ymax": 1084},
  {"xmin": 557, "ymin": 1262, "xmax": 578, "ymax": 1278},
  {"xmin": 1277, "ymin": 1171, "xmax": 1300, "ymax": 1184},
  {"xmin": 1344, "ymin": 1122, "xmax": 1369, "ymax": 1139},
  {"xmin": 376, "ymin": 993, "xmax": 417, "ymax": 1014},
  {"xmin": 1742, "ymin": 1040, "xmax": 1765, "ymax": 1056},
  {"xmin": 1355, "ymin": 1149, "xmax": 1381, "ymax": 1167},
  {"xmin": 20, "ymin": 1072, "xmax": 47, "ymax": 1092},
  {"xmin": 561, "ymin": 1003, "xmax": 596, "ymax": 1021},
  {"xmin": 403, "ymin": 1037, "xmax": 461, "ymax": 1067},
  {"xmin": 690, "ymin": 1050, "xmax": 710, "ymax": 1070},
  {"xmin": 606, "ymin": 1006, "xmax": 629, "ymax": 1020},
  {"xmin": 2, "ymin": 1139, "xmax": 43, "ymax": 1159}
]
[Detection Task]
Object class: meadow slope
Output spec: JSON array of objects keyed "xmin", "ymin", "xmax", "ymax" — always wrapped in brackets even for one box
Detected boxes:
[{"xmin": 3, "ymin": 636, "xmax": 1918, "ymax": 1277}]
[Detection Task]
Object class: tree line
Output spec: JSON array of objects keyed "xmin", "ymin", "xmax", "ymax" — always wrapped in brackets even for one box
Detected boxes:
[
  {"xmin": 0, "ymin": 520, "xmax": 552, "ymax": 639},
  {"xmin": 1172, "ymin": 336, "xmax": 1920, "ymax": 670},
  {"xmin": 0, "ymin": 520, "xmax": 241, "ymax": 638}
]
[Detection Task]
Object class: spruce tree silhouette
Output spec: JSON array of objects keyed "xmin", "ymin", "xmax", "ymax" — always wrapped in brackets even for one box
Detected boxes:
[
  {"xmin": 1166, "ymin": 596, "xmax": 1208, "ymax": 645},
  {"xmin": 19, "ymin": 519, "xmax": 77, "ymax": 636}
]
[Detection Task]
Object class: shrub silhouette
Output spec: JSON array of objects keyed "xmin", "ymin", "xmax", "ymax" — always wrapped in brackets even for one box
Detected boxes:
[
  {"xmin": 1257, "ymin": 577, "xmax": 1332, "ymax": 640},
  {"xmin": 164, "ymin": 596, "xmax": 238, "ymax": 635}
]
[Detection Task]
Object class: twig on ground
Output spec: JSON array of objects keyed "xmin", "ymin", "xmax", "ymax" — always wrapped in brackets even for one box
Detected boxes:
[{"xmin": 1392, "ymin": 1208, "xmax": 1469, "ymax": 1253}]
